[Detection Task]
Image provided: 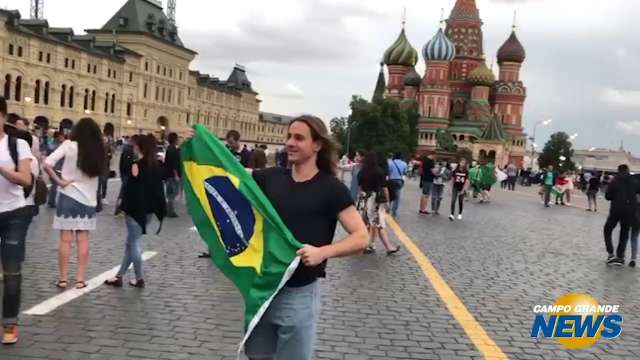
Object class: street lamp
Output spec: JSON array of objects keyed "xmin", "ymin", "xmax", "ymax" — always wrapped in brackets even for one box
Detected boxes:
[
  {"xmin": 529, "ymin": 119, "xmax": 552, "ymax": 169},
  {"xmin": 84, "ymin": 109, "xmax": 92, "ymax": 115},
  {"xmin": 24, "ymin": 96, "xmax": 32, "ymax": 103},
  {"xmin": 569, "ymin": 133, "xmax": 578, "ymax": 141}
]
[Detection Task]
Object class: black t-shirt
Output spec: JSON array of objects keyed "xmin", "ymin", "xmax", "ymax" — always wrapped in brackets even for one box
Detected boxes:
[
  {"xmin": 588, "ymin": 177, "xmax": 600, "ymax": 192},
  {"xmin": 452, "ymin": 169, "xmax": 469, "ymax": 191},
  {"xmin": 253, "ymin": 167, "xmax": 353, "ymax": 287},
  {"xmin": 421, "ymin": 158, "xmax": 435, "ymax": 183}
]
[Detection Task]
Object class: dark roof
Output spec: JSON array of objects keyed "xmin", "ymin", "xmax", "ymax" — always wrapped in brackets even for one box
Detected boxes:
[
  {"xmin": 188, "ymin": 64, "xmax": 256, "ymax": 95},
  {"xmin": 97, "ymin": 0, "xmax": 191, "ymax": 52},
  {"xmin": 0, "ymin": 10, "xmax": 126, "ymax": 63},
  {"xmin": 226, "ymin": 65, "xmax": 253, "ymax": 91},
  {"xmin": 259, "ymin": 112, "xmax": 293, "ymax": 124},
  {"xmin": 497, "ymin": 30, "xmax": 526, "ymax": 64}
]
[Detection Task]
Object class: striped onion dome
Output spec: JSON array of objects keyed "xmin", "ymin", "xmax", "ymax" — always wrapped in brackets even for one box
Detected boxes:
[
  {"xmin": 403, "ymin": 66, "xmax": 422, "ymax": 87},
  {"xmin": 423, "ymin": 28, "xmax": 456, "ymax": 62},
  {"xmin": 467, "ymin": 61, "xmax": 495, "ymax": 86},
  {"xmin": 383, "ymin": 29, "xmax": 418, "ymax": 67}
]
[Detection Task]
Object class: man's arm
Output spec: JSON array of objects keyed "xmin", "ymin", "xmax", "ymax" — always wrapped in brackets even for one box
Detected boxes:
[
  {"xmin": 605, "ymin": 178, "xmax": 618, "ymax": 201},
  {"xmin": 297, "ymin": 206, "xmax": 368, "ymax": 266}
]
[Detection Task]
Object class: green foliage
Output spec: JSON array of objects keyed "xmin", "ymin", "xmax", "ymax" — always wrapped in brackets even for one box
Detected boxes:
[
  {"xmin": 538, "ymin": 131, "xmax": 576, "ymax": 172},
  {"xmin": 331, "ymin": 96, "xmax": 419, "ymax": 158}
]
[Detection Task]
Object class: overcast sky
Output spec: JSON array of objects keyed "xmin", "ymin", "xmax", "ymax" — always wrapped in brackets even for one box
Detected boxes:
[{"xmin": 4, "ymin": 0, "xmax": 639, "ymax": 154}]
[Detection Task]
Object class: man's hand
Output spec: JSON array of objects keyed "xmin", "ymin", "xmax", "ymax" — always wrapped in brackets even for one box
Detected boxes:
[{"xmin": 296, "ymin": 245, "xmax": 329, "ymax": 267}]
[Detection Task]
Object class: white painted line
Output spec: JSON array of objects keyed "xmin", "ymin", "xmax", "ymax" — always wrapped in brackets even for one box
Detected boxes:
[{"xmin": 23, "ymin": 251, "xmax": 158, "ymax": 316}]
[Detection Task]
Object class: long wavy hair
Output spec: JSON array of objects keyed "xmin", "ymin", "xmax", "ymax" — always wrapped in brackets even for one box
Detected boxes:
[
  {"xmin": 136, "ymin": 134, "xmax": 159, "ymax": 168},
  {"xmin": 288, "ymin": 115, "xmax": 339, "ymax": 176},
  {"xmin": 70, "ymin": 118, "xmax": 106, "ymax": 178}
]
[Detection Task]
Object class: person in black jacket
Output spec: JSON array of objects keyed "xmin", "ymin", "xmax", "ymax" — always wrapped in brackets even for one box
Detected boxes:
[
  {"xmin": 163, "ymin": 133, "xmax": 181, "ymax": 218},
  {"xmin": 419, "ymin": 156, "xmax": 435, "ymax": 214},
  {"xmin": 629, "ymin": 174, "xmax": 640, "ymax": 268},
  {"xmin": 105, "ymin": 134, "xmax": 166, "ymax": 288},
  {"xmin": 604, "ymin": 165, "xmax": 640, "ymax": 266},
  {"xmin": 115, "ymin": 135, "xmax": 137, "ymax": 216}
]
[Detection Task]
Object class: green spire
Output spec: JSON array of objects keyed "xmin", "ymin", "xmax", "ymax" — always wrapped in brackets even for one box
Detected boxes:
[
  {"xmin": 481, "ymin": 116, "xmax": 507, "ymax": 142},
  {"xmin": 372, "ymin": 62, "xmax": 386, "ymax": 103}
]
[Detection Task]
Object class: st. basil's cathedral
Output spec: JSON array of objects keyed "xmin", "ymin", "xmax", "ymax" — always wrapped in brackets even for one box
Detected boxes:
[{"xmin": 373, "ymin": 0, "xmax": 528, "ymax": 167}]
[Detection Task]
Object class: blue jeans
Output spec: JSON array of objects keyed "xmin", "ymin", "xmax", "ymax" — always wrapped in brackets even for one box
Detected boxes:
[
  {"xmin": 245, "ymin": 281, "xmax": 321, "ymax": 360},
  {"xmin": 0, "ymin": 207, "xmax": 31, "ymax": 326},
  {"xmin": 430, "ymin": 184, "xmax": 444, "ymax": 213},
  {"xmin": 390, "ymin": 179, "xmax": 404, "ymax": 216},
  {"xmin": 47, "ymin": 181, "xmax": 58, "ymax": 207},
  {"xmin": 117, "ymin": 215, "xmax": 148, "ymax": 279}
]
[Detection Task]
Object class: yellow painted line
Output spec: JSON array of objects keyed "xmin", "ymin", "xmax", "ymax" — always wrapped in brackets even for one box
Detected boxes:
[{"xmin": 386, "ymin": 216, "xmax": 509, "ymax": 360}]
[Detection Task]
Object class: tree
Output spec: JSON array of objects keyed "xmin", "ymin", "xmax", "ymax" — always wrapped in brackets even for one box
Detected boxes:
[
  {"xmin": 331, "ymin": 96, "xmax": 419, "ymax": 158},
  {"xmin": 538, "ymin": 131, "xmax": 576, "ymax": 172}
]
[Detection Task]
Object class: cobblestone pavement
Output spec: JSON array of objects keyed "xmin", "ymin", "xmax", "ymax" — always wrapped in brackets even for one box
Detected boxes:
[{"xmin": 1, "ymin": 177, "xmax": 637, "ymax": 359}]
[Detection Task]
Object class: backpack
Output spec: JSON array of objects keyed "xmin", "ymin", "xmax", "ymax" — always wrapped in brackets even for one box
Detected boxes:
[{"xmin": 8, "ymin": 135, "xmax": 47, "ymax": 206}]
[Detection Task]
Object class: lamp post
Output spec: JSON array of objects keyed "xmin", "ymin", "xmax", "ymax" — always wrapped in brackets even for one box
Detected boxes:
[{"xmin": 529, "ymin": 119, "xmax": 552, "ymax": 169}]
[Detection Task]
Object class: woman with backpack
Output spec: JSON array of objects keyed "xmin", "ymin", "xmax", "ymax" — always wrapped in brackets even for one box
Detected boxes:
[
  {"xmin": 357, "ymin": 151, "xmax": 399, "ymax": 255},
  {"xmin": 105, "ymin": 134, "xmax": 166, "ymax": 288},
  {"xmin": 44, "ymin": 118, "xmax": 106, "ymax": 290},
  {"xmin": 0, "ymin": 98, "xmax": 34, "ymax": 344}
]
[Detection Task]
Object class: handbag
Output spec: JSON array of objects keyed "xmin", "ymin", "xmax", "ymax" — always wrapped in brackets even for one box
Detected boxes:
[
  {"xmin": 33, "ymin": 175, "xmax": 48, "ymax": 206},
  {"xmin": 391, "ymin": 160, "xmax": 405, "ymax": 187},
  {"xmin": 375, "ymin": 189, "xmax": 387, "ymax": 204}
]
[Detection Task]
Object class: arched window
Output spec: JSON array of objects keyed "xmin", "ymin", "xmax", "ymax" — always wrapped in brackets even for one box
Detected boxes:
[
  {"xmin": 459, "ymin": 135, "xmax": 465, "ymax": 141},
  {"xmin": 60, "ymin": 84, "xmax": 66, "ymax": 107},
  {"xmin": 104, "ymin": 92, "xmax": 109, "ymax": 113},
  {"xmin": 34, "ymin": 80, "xmax": 41, "ymax": 104},
  {"xmin": 68, "ymin": 86, "xmax": 74, "ymax": 108},
  {"xmin": 44, "ymin": 81, "xmax": 50, "ymax": 105},
  {"xmin": 14, "ymin": 76, "xmax": 21, "ymax": 102},
  {"xmin": 91, "ymin": 90, "xmax": 96, "ymax": 110},
  {"xmin": 126, "ymin": 101, "xmax": 132, "ymax": 117},
  {"xmin": 452, "ymin": 134, "xmax": 458, "ymax": 141},
  {"xmin": 4, "ymin": 74, "xmax": 11, "ymax": 99},
  {"xmin": 83, "ymin": 89, "xmax": 89, "ymax": 110},
  {"xmin": 111, "ymin": 93, "xmax": 116, "ymax": 113}
]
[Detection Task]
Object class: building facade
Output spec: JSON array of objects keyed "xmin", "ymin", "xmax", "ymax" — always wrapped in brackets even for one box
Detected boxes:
[
  {"xmin": 376, "ymin": 0, "xmax": 528, "ymax": 167},
  {"xmin": 0, "ymin": 0, "xmax": 289, "ymax": 145}
]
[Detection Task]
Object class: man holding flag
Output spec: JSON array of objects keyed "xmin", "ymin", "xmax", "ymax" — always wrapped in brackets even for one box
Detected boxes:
[{"xmin": 181, "ymin": 115, "xmax": 368, "ymax": 360}]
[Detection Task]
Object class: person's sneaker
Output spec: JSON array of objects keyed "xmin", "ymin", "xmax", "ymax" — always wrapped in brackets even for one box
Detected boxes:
[
  {"xmin": 449, "ymin": 214, "xmax": 455, "ymax": 221},
  {"xmin": 586, "ymin": 208, "xmax": 592, "ymax": 212},
  {"xmin": 630, "ymin": 260, "xmax": 636, "ymax": 268},
  {"xmin": 2, "ymin": 326, "xmax": 18, "ymax": 345},
  {"xmin": 607, "ymin": 257, "xmax": 624, "ymax": 266},
  {"xmin": 419, "ymin": 210, "xmax": 430, "ymax": 215},
  {"xmin": 457, "ymin": 214, "xmax": 463, "ymax": 220}
]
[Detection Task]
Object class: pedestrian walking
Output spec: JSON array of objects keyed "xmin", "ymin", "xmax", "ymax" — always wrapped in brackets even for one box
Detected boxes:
[
  {"xmin": 506, "ymin": 163, "xmax": 518, "ymax": 191},
  {"xmin": 243, "ymin": 115, "xmax": 368, "ymax": 360},
  {"xmin": 115, "ymin": 135, "xmax": 137, "ymax": 216},
  {"xmin": 449, "ymin": 158, "xmax": 469, "ymax": 221},
  {"xmin": 349, "ymin": 150, "xmax": 364, "ymax": 201},
  {"xmin": 164, "ymin": 132, "xmax": 181, "ymax": 218},
  {"xmin": 46, "ymin": 131, "xmax": 65, "ymax": 208},
  {"xmin": 105, "ymin": 135, "xmax": 167, "ymax": 288},
  {"xmin": 0, "ymin": 98, "xmax": 35, "ymax": 344},
  {"xmin": 419, "ymin": 156, "xmax": 435, "ymax": 215},
  {"xmin": 387, "ymin": 153, "xmax": 407, "ymax": 217},
  {"xmin": 357, "ymin": 151, "xmax": 399, "ymax": 255},
  {"xmin": 44, "ymin": 118, "xmax": 106, "ymax": 290},
  {"xmin": 629, "ymin": 174, "xmax": 640, "ymax": 268},
  {"xmin": 604, "ymin": 165, "xmax": 640, "ymax": 266},
  {"xmin": 586, "ymin": 172, "xmax": 601, "ymax": 212},
  {"xmin": 430, "ymin": 162, "xmax": 446, "ymax": 215},
  {"xmin": 540, "ymin": 165, "xmax": 557, "ymax": 207}
]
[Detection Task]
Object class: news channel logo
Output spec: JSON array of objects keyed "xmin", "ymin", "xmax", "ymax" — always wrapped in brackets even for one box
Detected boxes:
[{"xmin": 530, "ymin": 292, "xmax": 623, "ymax": 349}]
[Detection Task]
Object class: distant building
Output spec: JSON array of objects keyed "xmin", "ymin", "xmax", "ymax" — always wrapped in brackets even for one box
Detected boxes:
[
  {"xmin": 574, "ymin": 146, "xmax": 640, "ymax": 174},
  {"xmin": 0, "ymin": 0, "xmax": 287, "ymax": 145}
]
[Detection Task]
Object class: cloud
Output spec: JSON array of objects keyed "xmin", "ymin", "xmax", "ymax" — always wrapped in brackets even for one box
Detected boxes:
[
  {"xmin": 616, "ymin": 121, "xmax": 640, "ymax": 136},
  {"xmin": 601, "ymin": 88, "xmax": 640, "ymax": 108}
]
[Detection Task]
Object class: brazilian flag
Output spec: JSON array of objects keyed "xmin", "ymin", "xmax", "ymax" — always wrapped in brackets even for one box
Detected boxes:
[{"xmin": 181, "ymin": 124, "xmax": 302, "ymax": 354}]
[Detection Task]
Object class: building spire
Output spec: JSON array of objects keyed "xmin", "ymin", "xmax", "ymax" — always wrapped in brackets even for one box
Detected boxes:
[
  {"xmin": 440, "ymin": 8, "xmax": 445, "ymax": 28},
  {"xmin": 401, "ymin": 7, "xmax": 407, "ymax": 29},
  {"xmin": 512, "ymin": 10, "xmax": 517, "ymax": 32},
  {"xmin": 372, "ymin": 62, "xmax": 386, "ymax": 104}
]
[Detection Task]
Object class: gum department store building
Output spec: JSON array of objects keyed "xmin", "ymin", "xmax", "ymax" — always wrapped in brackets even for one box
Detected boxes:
[{"xmin": 0, "ymin": 0, "xmax": 290, "ymax": 145}]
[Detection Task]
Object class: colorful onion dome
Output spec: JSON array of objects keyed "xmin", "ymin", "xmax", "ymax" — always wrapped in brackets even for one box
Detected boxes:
[
  {"xmin": 497, "ymin": 30, "xmax": 526, "ymax": 63},
  {"xmin": 383, "ymin": 29, "xmax": 418, "ymax": 66},
  {"xmin": 403, "ymin": 66, "xmax": 422, "ymax": 87},
  {"xmin": 423, "ymin": 28, "xmax": 456, "ymax": 62},
  {"xmin": 467, "ymin": 61, "xmax": 495, "ymax": 86}
]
